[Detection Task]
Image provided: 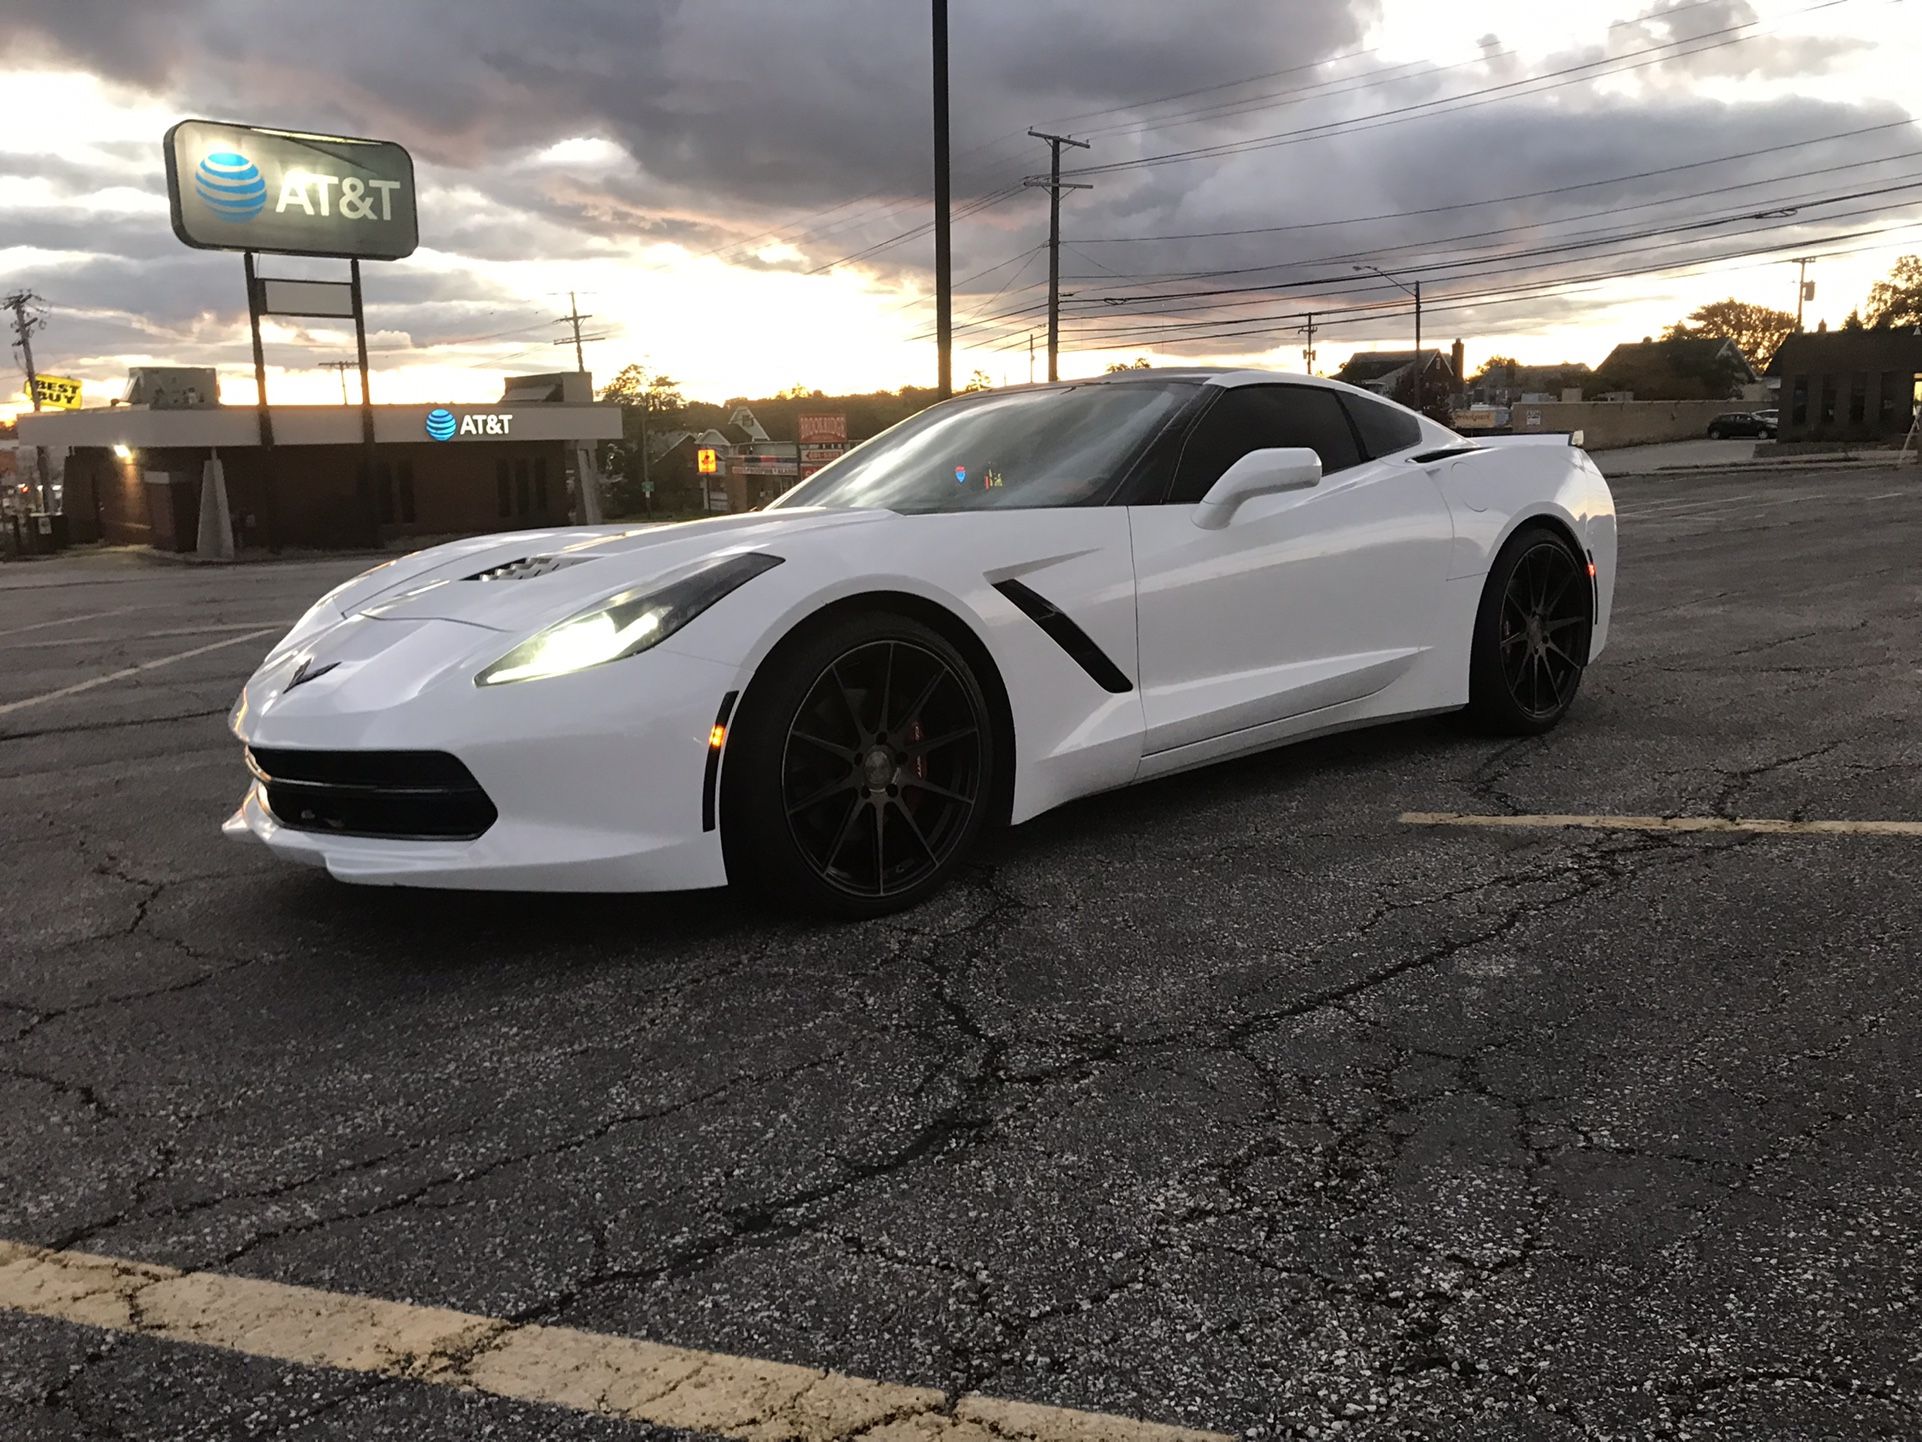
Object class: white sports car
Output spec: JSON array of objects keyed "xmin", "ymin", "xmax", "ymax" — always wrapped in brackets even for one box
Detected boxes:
[{"xmin": 227, "ymin": 369, "xmax": 1616, "ymax": 914}]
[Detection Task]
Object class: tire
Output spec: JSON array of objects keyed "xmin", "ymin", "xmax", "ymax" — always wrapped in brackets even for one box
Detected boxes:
[
  {"xmin": 721, "ymin": 610, "xmax": 999, "ymax": 917},
  {"xmin": 1707, "ymin": 427, "xmax": 1724, "ymax": 439},
  {"xmin": 1466, "ymin": 524, "xmax": 1592, "ymax": 735}
]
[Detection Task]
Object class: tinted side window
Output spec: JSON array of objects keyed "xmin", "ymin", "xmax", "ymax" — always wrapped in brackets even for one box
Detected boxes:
[
  {"xmin": 1168, "ymin": 385, "xmax": 1363, "ymax": 504},
  {"xmin": 1341, "ymin": 393, "xmax": 1423, "ymax": 458}
]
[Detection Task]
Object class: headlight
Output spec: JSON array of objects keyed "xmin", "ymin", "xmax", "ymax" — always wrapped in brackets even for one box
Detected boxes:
[{"xmin": 476, "ymin": 552, "xmax": 783, "ymax": 686}]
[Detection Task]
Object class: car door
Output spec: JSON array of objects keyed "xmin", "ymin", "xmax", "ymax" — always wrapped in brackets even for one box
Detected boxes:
[{"xmin": 1127, "ymin": 383, "xmax": 1455, "ymax": 757}]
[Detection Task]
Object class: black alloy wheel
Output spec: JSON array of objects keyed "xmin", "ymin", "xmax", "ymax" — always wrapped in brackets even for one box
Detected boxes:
[
  {"xmin": 1468, "ymin": 525, "xmax": 1591, "ymax": 734},
  {"xmin": 723, "ymin": 613, "xmax": 998, "ymax": 915},
  {"xmin": 782, "ymin": 639, "xmax": 983, "ymax": 899}
]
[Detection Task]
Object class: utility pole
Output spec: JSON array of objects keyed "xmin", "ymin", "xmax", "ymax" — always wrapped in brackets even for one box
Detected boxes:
[
  {"xmin": 1300, "ymin": 312, "xmax": 1317, "ymax": 375},
  {"xmin": 932, "ymin": 0, "xmax": 952, "ymax": 399},
  {"xmin": 7, "ymin": 289, "xmax": 50, "ymax": 510},
  {"xmin": 555, "ymin": 291, "xmax": 604, "ymax": 374},
  {"xmin": 1354, "ymin": 264, "xmax": 1423, "ymax": 406},
  {"xmin": 1029, "ymin": 331, "xmax": 1036, "ymax": 384},
  {"xmin": 1794, "ymin": 256, "xmax": 1816, "ymax": 330},
  {"xmin": 321, "ymin": 360, "xmax": 355, "ymax": 404},
  {"xmin": 1025, "ymin": 129, "xmax": 1092, "ymax": 383}
]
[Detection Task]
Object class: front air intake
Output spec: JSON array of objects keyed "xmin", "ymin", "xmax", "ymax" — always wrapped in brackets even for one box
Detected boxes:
[
  {"xmin": 246, "ymin": 748, "xmax": 498, "ymax": 841},
  {"xmin": 462, "ymin": 555, "xmax": 598, "ymax": 582}
]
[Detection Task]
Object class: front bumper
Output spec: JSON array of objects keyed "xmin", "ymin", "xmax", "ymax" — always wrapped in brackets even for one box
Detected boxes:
[{"xmin": 225, "ymin": 618, "xmax": 742, "ymax": 892}]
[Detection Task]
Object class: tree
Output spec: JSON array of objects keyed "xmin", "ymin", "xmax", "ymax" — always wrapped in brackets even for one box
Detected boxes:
[
  {"xmin": 600, "ymin": 364, "xmax": 684, "ymax": 417},
  {"xmin": 598, "ymin": 365, "xmax": 688, "ymax": 517},
  {"xmin": 775, "ymin": 383, "xmax": 825, "ymax": 400},
  {"xmin": 1662, "ymin": 298, "xmax": 1796, "ymax": 368},
  {"xmin": 1468, "ymin": 355, "xmax": 1519, "ymax": 386},
  {"xmin": 1842, "ymin": 308, "xmax": 1866, "ymax": 331},
  {"xmin": 962, "ymin": 369, "xmax": 994, "ymax": 392},
  {"xmin": 1864, "ymin": 255, "xmax": 1922, "ymax": 329},
  {"xmin": 1104, "ymin": 357, "xmax": 1152, "ymax": 372}
]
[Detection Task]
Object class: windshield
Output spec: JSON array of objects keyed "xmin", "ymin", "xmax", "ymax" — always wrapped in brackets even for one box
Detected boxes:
[{"xmin": 770, "ymin": 380, "xmax": 1198, "ymax": 513}]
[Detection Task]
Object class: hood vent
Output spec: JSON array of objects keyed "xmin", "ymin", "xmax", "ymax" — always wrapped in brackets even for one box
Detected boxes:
[{"xmin": 462, "ymin": 555, "xmax": 599, "ymax": 583}]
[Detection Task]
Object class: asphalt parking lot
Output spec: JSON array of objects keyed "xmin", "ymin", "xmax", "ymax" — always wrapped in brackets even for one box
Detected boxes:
[{"xmin": 3, "ymin": 461, "xmax": 1920, "ymax": 1441}]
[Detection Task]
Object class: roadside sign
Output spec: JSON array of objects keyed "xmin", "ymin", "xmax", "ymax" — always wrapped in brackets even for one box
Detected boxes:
[
  {"xmin": 696, "ymin": 447, "xmax": 718, "ymax": 475},
  {"xmin": 30, "ymin": 375, "xmax": 82, "ymax": 410},
  {"xmin": 800, "ymin": 445, "xmax": 847, "ymax": 464},
  {"xmin": 798, "ymin": 413, "xmax": 846, "ymax": 443},
  {"xmin": 733, "ymin": 451, "xmax": 798, "ymax": 477},
  {"xmin": 641, "ymin": 479, "xmax": 655, "ymax": 496},
  {"xmin": 164, "ymin": 119, "xmax": 419, "ymax": 260}
]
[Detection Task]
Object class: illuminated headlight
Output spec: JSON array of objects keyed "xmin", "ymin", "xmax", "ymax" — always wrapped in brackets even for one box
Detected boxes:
[{"xmin": 476, "ymin": 553, "xmax": 783, "ymax": 687}]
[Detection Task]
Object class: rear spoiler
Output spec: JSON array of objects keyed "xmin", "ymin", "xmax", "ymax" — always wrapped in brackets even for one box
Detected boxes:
[{"xmin": 1472, "ymin": 430, "xmax": 1586, "ymax": 449}]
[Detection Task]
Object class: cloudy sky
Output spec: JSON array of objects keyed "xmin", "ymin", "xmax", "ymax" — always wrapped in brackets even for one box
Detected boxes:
[{"xmin": 3, "ymin": 0, "xmax": 1920, "ymax": 416}]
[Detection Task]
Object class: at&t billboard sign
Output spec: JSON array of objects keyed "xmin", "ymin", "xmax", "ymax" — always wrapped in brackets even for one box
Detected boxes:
[{"xmin": 165, "ymin": 119, "xmax": 418, "ymax": 261}]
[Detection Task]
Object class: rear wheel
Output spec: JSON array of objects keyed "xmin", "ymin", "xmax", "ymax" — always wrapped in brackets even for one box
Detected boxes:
[
  {"xmin": 721, "ymin": 612, "xmax": 998, "ymax": 917},
  {"xmin": 1467, "ymin": 525, "xmax": 1591, "ymax": 735}
]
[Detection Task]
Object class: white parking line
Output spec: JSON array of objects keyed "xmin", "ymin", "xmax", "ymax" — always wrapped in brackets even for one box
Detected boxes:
[
  {"xmin": 0, "ymin": 622, "xmax": 294, "ymax": 652},
  {"xmin": 1401, "ymin": 811, "xmax": 1922, "ymax": 837},
  {"xmin": 0, "ymin": 629, "xmax": 276, "ymax": 718},
  {"xmin": 0, "ymin": 606, "xmax": 138, "ymax": 639},
  {"xmin": 0, "ymin": 1239, "xmax": 1226, "ymax": 1442}
]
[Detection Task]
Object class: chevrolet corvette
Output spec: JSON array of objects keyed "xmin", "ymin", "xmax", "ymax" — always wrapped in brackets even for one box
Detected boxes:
[{"xmin": 227, "ymin": 369, "xmax": 1617, "ymax": 914}]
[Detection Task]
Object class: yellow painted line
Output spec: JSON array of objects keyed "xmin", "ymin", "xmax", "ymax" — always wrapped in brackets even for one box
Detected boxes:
[
  {"xmin": 1401, "ymin": 811, "xmax": 1922, "ymax": 837},
  {"xmin": 0, "ymin": 1239, "xmax": 1227, "ymax": 1442},
  {"xmin": 0, "ymin": 628, "xmax": 276, "ymax": 717}
]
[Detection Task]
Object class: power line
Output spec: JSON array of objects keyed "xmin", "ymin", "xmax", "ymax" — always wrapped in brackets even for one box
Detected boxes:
[
  {"xmin": 1029, "ymin": 0, "xmax": 1739, "ymax": 136},
  {"xmin": 1059, "ymin": 0, "xmax": 1861, "ymax": 180},
  {"xmin": 319, "ymin": 359, "xmax": 356, "ymax": 403},
  {"xmin": 953, "ymin": 165, "xmax": 1922, "ymax": 346},
  {"xmin": 1024, "ymin": 129, "xmax": 1092, "ymax": 382},
  {"xmin": 554, "ymin": 290, "xmax": 607, "ymax": 372},
  {"xmin": 1046, "ymin": 217, "xmax": 1922, "ymax": 355},
  {"xmin": 1059, "ymin": 179, "xmax": 1922, "ymax": 313},
  {"xmin": 5, "ymin": 289, "xmax": 51, "ymax": 509}
]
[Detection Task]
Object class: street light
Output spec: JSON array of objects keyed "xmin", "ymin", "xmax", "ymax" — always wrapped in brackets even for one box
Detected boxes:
[{"xmin": 1354, "ymin": 263, "xmax": 1423, "ymax": 394}]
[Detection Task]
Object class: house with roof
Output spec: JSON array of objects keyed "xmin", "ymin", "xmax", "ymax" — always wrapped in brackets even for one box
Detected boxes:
[
  {"xmin": 1331, "ymin": 349, "xmax": 1458, "ymax": 410},
  {"xmin": 1766, "ymin": 328, "xmax": 1922, "ymax": 443},
  {"xmin": 1591, "ymin": 336, "xmax": 1758, "ymax": 400}
]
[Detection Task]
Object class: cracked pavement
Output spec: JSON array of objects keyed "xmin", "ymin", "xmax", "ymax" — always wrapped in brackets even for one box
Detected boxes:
[{"xmin": 2, "ymin": 464, "xmax": 1920, "ymax": 1440}]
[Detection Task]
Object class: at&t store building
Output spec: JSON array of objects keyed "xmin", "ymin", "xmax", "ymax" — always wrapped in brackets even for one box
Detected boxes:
[{"xmin": 18, "ymin": 370, "xmax": 621, "ymax": 553}]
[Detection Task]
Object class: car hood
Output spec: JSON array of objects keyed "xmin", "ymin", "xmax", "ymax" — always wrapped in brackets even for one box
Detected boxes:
[{"xmin": 344, "ymin": 508, "xmax": 889, "ymax": 633}]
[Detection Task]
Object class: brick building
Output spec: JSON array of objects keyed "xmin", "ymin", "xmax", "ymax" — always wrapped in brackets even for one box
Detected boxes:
[{"xmin": 1766, "ymin": 330, "xmax": 1922, "ymax": 444}]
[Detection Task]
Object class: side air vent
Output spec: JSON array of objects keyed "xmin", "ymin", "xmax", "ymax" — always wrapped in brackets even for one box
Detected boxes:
[
  {"xmin": 992, "ymin": 579, "xmax": 1134, "ymax": 694},
  {"xmin": 463, "ymin": 555, "xmax": 598, "ymax": 582},
  {"xmin": 1413, "ymin": 446, "xmax": 1482, "ymax": 463}
]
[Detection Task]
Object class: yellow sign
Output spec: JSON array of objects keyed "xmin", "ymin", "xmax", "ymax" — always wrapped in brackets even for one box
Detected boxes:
[
  {"xmin": 696, "ymin": 446, "xmax": 718, "ymax": 475},
  {"xmin": 30, "ymin": 375, "xmax": 82, "ymax": 410}
]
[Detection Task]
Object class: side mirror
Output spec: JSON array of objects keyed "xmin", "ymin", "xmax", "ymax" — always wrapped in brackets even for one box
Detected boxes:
[{"xmin": 1192, "ymin": 447, "xmax": 1322, "ymax": 529}]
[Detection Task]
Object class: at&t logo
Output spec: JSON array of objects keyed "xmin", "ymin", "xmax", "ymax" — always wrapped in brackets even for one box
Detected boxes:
[
  {"xmin": 194, "ymin": 152, "xmax": 268, "ymax": 221},
  {"xmin": 425, "ymin": 409, "xmax": 514, "ymax": 441}
]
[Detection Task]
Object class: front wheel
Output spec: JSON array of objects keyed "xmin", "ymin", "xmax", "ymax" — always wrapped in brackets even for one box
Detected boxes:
[
  {"xmin": 721, "ymin": 612, "xmax": 999, "ymax": 917},
  {"xmin": 1466, "ymin": 525, "xmax": 1592, "ymax": 735}
]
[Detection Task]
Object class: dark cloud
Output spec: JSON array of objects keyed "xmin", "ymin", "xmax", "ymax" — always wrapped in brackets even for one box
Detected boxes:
[{"xmin": 6, "ymin": 0, "xmax": 1917, "ymax": 376}]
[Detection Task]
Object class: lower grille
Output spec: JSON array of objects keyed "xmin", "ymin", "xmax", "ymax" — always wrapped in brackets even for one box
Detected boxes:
[{"xmin": 247, "ymin": 748, "xmax": 498, "ymax": 841}]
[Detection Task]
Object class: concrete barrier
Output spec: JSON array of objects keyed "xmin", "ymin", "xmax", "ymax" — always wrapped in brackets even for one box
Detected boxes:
[{"xmin": 1504, "ymin": 400, "xmax": 1745, "ymax": 450}]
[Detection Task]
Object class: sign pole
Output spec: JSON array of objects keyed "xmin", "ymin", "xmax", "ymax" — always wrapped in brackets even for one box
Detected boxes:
[
  {"xmin": 350, "ymin": 259, "xmax": 381, "ymax": 542},
  {"xmin": 243, "ymin": 250, "xmax": 278, "ymax": 552}
]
